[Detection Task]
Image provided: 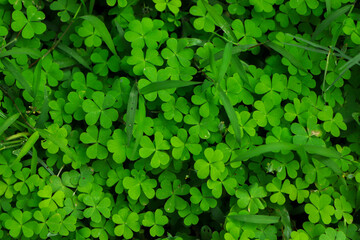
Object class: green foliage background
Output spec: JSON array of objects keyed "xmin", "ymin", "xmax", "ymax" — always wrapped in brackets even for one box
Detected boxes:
[{"xmin": 0, "ymin": 0, "xmax": 359, "ymax": 239}]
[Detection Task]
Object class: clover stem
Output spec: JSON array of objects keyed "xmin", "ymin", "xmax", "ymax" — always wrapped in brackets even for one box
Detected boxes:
[{"xmin": 57, "ymin": 164, "xmax": 65, "ymax": 177}]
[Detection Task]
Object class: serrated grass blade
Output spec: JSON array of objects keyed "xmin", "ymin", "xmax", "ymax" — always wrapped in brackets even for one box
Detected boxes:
[
  {"xmin": 265, "ymin": 42, "xmax": 306, "ymax": 72},
  {"xmin": 312, "ymin": 5, "xmax": 352, "ymax": 39},
  {"xmin": 0, "ymin": 113, "xmax": 20, "ymax": 137},
  {"xmin": 126, "ymin": 83, "xmax": 138, "ymax": 146},
  {"xmin": 228, "ymin": 214, "xmax": 280, "ymax": 224},
  {"xmin": 2, "ymin": 58, "xmax": 34, "ymax": 98},
  {"xmin": 80, "ymin": 15, "xmax": 117, "ymax": 55},
  {"xmin": 140, "ymin": 81, "xmax": 201, "ymax": 95},
  {"xmin": 57, "ymin": 43, "xmax": 91, "ymax": 70}
]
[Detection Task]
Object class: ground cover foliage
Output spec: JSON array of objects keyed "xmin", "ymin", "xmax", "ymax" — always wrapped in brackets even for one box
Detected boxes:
[{"xmin": 0, "ymin": 0, "xmax": 359, "ymax": 239}]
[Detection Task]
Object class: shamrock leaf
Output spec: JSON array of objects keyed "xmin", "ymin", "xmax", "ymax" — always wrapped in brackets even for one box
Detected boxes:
[
  {"xmin": 82, "ymin": 91, "xmax": 118, "ymax": 128},
  {"xmin": 80, "ymin": 125, "xmax": 111, "ymax": 159},
  {"xmin": 127, "ymin": 48, "xmax": 164, "ymax": 75},
  {"xmin": 40, "ymin": 124, "xmax": 68, "ymax": 154},
  {"xmin": 49, "ymin": 98, "xmax": 72, "ymax": 126},
  {"xmin": 161, "ymin": 38, "xmax": 194, "ymax": 68},
  {"xmin": 343, "ymin": 18, "xmax": 360, "ymax": 45},
  {"xmin": 289, "ymin": 0, "xmax": 319, "ymax": 15},
  {"xmin": 254, "ymin": 73, "xmax": 285, "ymax": 105},
  {"xmin": 334, "ymin": 196, "xmax": 353, "ymax": 224},
  {"xmin": 142, "ymin": 209, "xmax": 169, "ymax": 237},
  {"xmin": 90, "ymin": 48, "xmax": 121, "ymax": 76},
  {"xmin": 232, "ymin": 19, "xmax": 262, "ymax": 45},
  {"xmin": 266, "ymin": 177, "xmax": 286, "ymax": 205},
  {"xmin": 41, "ymin": 55, "xmax": 64, "ymax": 87},
  {"xmin": 83, "ymin": 190, "xmax": 112, "ymax": 223},
  {"xmin": 249, "ymin": 0, "xmax": 276, "ymax": 13},
  {"xmin": 38, "ymin": 185, "xmax": 65, "ymax": 212},
  {"xmin": 64, "ymin": 92, "xmax": 85, "ymax": 121},
  {"xmin": 123, "ymin": 169, "xmax": 157, "ymax": 200},
  {"xmin": 107, "ymin": 129, "xmax": 127, "ymax": 164},
  {"xmin": 190, "ymin": 183, "xmax": 217, "ymax": 211},
  {"xmin": 71, "ymin": 71, "xmax": 103, "ymax": 98},
  {"xmin": 305, "ymin": 193, "xmax": 335, "ymax": 224},
  {"xmin": 4, "ymin": 209, "xmax": 37, "ymax": 238},
  {"xmin": 319, "ymin": 228, "xmax": 346, "ymax": 240},
  {"xmin": 178, "ymin": 203, "xmax": 202, "ymax": 226},
  {"xmin": 184, "ymin": 107, "xmax": 219, "ymax": 139},
  {"xmin": 162, "ymin": 96, "xmax": 189, "ymax": 122},
  {"xmin": 106, "ymin": 166, "xmax": 130, "ymax": 194},
  {"xmin": 253, "ymin": 100, "xmax": 284, "ymax": 127},
  {"xmin": 156, "ymin": 179, "xmax": 190, "ymax": 213},
  {"xmin": 220, "ymin": 74, "xmax": 254, "ymax": 106},
  {"xmin": 170, "ymin": 128, "xmax": 202, "ymax": 160},
  {"xmin": 139, "ymin": 132, "xmax": 170, "ymax": 168},
  {"xmin": 291, "ymin": 116, "xmax": 324, "ymax": 146},
  {"xmin": 194, "ymin": 148, "xmax": 225, "ymax": 181},
  {"xmin": 113, "ymin": 208, "xmax": 140, "ymax": 239},
  {"xmin": 318, "ymin": 106, "xmax": 347, "ymax": 137},
  {"xmin": 236, "ymin": 183, "xmax": 267, "ymax": 214},
  {"xmin": 50, "ymin": 0, "xmax": 79, "ymax": 22},
  {"xmin": 207, "ymin": 169, "xmax": 237, "ymax": 198},
  {"xmin": 124, "ymin": 18, "xmax": 166, "ymax": 49},
  {"xmin": 190, "ymin": 0, "xmax": 221, "ymax": 32},
  {"xmin": 13, "ymin": 168, "xmax": 37, "ymax": 195},
  {"xmin": 11, "ymin": 6, "xmax": 46, "ymax": 39},
  {"xmin": 153, "ymin": 0, "xmax": 182, "ymax": 15},
  {"xmin": 281, "ymin": 178, "xmax": 309, "ymax": 204},
  {"xmin": 33, "ymin": 208, "xmax": 61, "ymax": 238},
  {"xmin": 284, "ymin": 97, "xmax": 310, "ymax": 124},
  {"xmin": 192, "ymin": 86, "xmax": 219, "ymax": 118},
  {"xmin": 77, "ymin": 20, "xmax": 102, "ymax": 47}
]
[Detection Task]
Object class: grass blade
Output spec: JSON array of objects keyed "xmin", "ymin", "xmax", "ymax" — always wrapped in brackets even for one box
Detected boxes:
[
  {"xmin": 325, "ymin": 52, "xmax": 360, "ymax": 92},
  {"xmin": 126, "ymin": 82, "xmax": 138, "ymax": 146},
  {"xmin": 228, "ymin": 214, "xmax": 280, "ymax": 224},
  {"xmin": 0, "ymin": 113, "xmax": 20, "ymax": 137},
  {"xmin": 35, "ymin": 86, "xmax": 49, "ymax": 129},
  {"xmin": 80, "ymin": 15, "xmax": 117, "ymax": 55},
  {"xmin": 217, "ymin": 43, "xmax": 232, "ymax": 82},
  {"xmin": 218, "ymin": 86, "xmax": 242, "ymax": 144},
  {"xmin": 140, "ymin": 81, "xmax": 201, "ymax": 95},
  {"xmin": 2, "ymin": 58, "xmax": 34, "ymax": 98},
  {"xmin": 57, "ymin": 43, "xmax": 91, "ymax": 70},
  {"xmin": 30, "ymin": 146, "xmax": 37, "ymax": 175},
  {"xmin": 11, "ymin": 131, "xmax": 39, "ymax": 167},
  {"xmin": 130, "ymin": 95, "xmax": 145, "ymax": 160},
  {"xmin": 0, "ymin": 48, "xmax": 41, "ymax": 58},
  {"xmin": 274, "ymin": 205, "xmax": 292, "ymax": 240},
  {"xmin": 312, "ymin": 5, "xmax": 352, "ymax": 39},
  {"xmin": 201, "ymin": 0, "xmax": 237, "ymax": 42},
  {"xmin": 302, "ymin": 145, "xmax": 342, "ymax": 159},
  {"xmin": 265, "ymin": 42, "xmax": 306, "ymax": 72},
  {"xmin": 33, "ymin": 59, "xmax": 42, "ymax": 100}
]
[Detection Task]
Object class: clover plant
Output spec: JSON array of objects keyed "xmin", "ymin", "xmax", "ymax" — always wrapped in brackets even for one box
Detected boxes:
[{"xmin": 0, "ymin": 0, "xmax": 359, "ymax": 239}]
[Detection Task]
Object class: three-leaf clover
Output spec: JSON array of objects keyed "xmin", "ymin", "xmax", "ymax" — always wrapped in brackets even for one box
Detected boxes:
[
  {"xmin": 71, "ymin": 71, "xmax": 103, "ymax": 98},
  {"xmin": 37, "ymin": 185, "xmax": 65, "ymax": 212},
  {"xmin": 82, "ymin": 91, "xmax": 118, "ymax": 128},
  {"xmin": 127, "ymin": 48, "xmax": 164, "ymax": 75},
  {"xmin": 83, "ymin": 190, "xmax": 112, "ymax": 223},
  {"xmin": 138, "ymin": 66, "xmax": 171, "ymax": 102},
  {"xmin": 249, "ymin": 0, "xmax": 276, "ymax": 13},
  {"xmin": 153, "ymin": 0, "xmax": 182, "ymax": 15},
  {"xmin": 107, "ymin": 129, "xmax": 127, "ymax": 164},
  {"xmin": 139, "ymin": 132, "xmax": 170, "ymax": 168},
  {"xmin": 236, "ymin": 183, "xmax": 267, "ymax": 214},
  {"xmin": 318, "ymin": 106, "xmax": 347, "ymax": 137},
  {"xmin": 80, "ymin": 125, "xmax": 111, "ymax": 159},
  {"xmin": 142, "ymin": 209, "xmax": 169, "ymax": 237},
  {"xmin": 113, "ymin": 208, "xmax": 140, "ymax": 239},
  {"xmin": 4, "ymin": 209, "xmax": 37, "ymax": 238},
  {"xmin": 33, "ymin": 208, "xmax": 61, "ymax": 238},
  {"xmin": 77, "ymin": 20, "xmax": 102, "ymax": 47},
  {"xmin": 190, "ymin": 183, "xmax": 217, "ymax": 211},
  {"xmin": 194, "ymin": 148, "xmax": 225, "ymax": 181},
  {"xmin": 156, "ymin": 179, "xmax": 190, "ymax": 213},
  {"xmin": 50, "ymin": 0, "xmax": 79, "ymax": 22},
  {"xmin": 305, "ymin": 193, "xmax": 335, "ymax": 224},
  {"xmin": 123, "ymin": 170, "xmax": 157, "ymax": 201},
  {"xmin": 253, "ymin": 100, "xmax": 284, "ymax": 127},
  {"xmin": 170, "ymin": 128, "xmax": 202, "ymax": 160},
  {"xmin": 161, "ymin": 38, "xmax": 194, "ymax": 68},
  {"xmin": 11, "ymin": 6, "xmax": 46, "ymax": 39},
  {"xmin": 266, "ymin": 177, "xmax": 286, "ymax": 205},
  {"xmin": 190, "ymin": 1, "xmax": 221, "ymax": 32}
]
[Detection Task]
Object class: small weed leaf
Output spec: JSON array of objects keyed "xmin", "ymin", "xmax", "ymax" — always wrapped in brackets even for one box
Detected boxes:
[{"xmin": 11, "ymin": 6, "xmax": 46, "ymax": 39}]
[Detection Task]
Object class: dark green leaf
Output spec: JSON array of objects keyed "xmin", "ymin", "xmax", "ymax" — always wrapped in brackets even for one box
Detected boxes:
[
  {"xmin": 126, "ymin": 82, "xmax": 138, "ymax": 145},
  {"xmin": 0, "ymin": 113, "xmax": 20, "ymax": 137},
  {"xmin": 228, "ymin": 214, "xmax": 280, "ymax": 224},
  {"xmin": 57, "ymin": 43, "xmax": 91, "ymax": 70},
  {"xmin": 140, "ymin": 81, "xmax": 201, "ymax": 95}
]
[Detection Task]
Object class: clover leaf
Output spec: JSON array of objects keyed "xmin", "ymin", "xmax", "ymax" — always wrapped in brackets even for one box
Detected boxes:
[
  {"xmin": 305, "ymin": 193, "xmax": 335, "ymax": 224},
  {"xmin": 123, "ymin": 169, "xmax": 157, "ymax": 201},
  {"xmin": 13, "ymin": 168, "xmax": 37, "ymax": 195},
  {"xmin": 284, "ymin": 97, "xmax": 310, "ymax": 124},
  {"xmin": 50, "ymin": 0, "xmax": 79, "ymax": 22},
  {"xmin": 124, "ymin": 18, "xmax": 166, "ymax": 49},
  {"xmin": 80, "ymin": 125, "xmax": 111, "ymax": 159},
  {"xmin": 83, "ymin": 190, "xmax": 112, "ymax": 223},
  {"xmin": 4, "ymin": 209, "xmax": 37, "ymax": 238},
  {"xmin": 266, "ymin": 177, "xmax": 286, "ymax": 205},
  {"xmin": 236, "ymin": 183, "xmax": 267, "ymax": 214},
  {"xmin": 33, "ymin": 208, "xmax": 61, "ymax": 238},
  {"xmin": 190, "ymin": 183, "xmax": 217, "ymax": 211},
  {"xmin": 156, "ymin": 179, "xmax": 190, "ymax": 213},
  {"xmin": 162, "ymin": 96, "xmax": 189, "ymax": 122},
  {"xmin": 113, "ymin": 208, "xmax": 140, "ymax": 239},
  {"xmin": 49, "ymin": 98, "xmax": 72, "ymax": 126},
  {"xmin": 184, "ymin": 107, "xmax": 219, "ymax": 139},
  {"xmin": 319, "ymin": 228, "xmax": 346, "ymax": 240},
  {"xmin": 11, "ymin": 6, "xmax": 46, "ymax": 39},
  {"xmin": 82, "ymin": 91, "xmax": 118, "ymax": 128},
  {"xmin": 190, "ymin": 1, "xmax": 222, "ymax": 32},
  {"xmin": 64, "ymin": 92, "xmax": 85, "ymax": 121},
  {"xmin": 41, "ymin": 55, "xmax": 64, "ymax": 87},
  {"xmin": 207, "ymin": 169, "xmax": 237, "ymax": 199},
  {"xmin": 142, "ymin": 209, "xmax": 169, "ymax": 237},
  {"xmin": 318, "ymin": 106, "xmax": 347, "ymax": 137},
  {"xmin": 139, "ymin": 132, "xmax": 170, "ymax": 168},
  {"xmin": 90, "ymin": 48, "xmax": 121, "ymax": 76},
  {"xmin": 170, "ymin": 128, "xmax": 202, "ymax": 160},
  {"xmin": 161, "ymin": 38, "xmax": 194, "ymax": 68},
  {"xmin": 153, "ymin": 0, "xmax": 181, "ymax": 15},
  {"xmin": 40, "ymin": 124, "xmax": 68, "ymax": 154},
  {"xmin": 138, "ymin": 66, "xmax": 171, "ymax": 102},
  {"xmin": 334, "ymin": 196, "xmax": 353, "ymax": 224},
  {"xmin": 194, "ymin": 148, "xmax": 225, "ymax": 181},
  {"xmin": 249, "ymin": 0, "xmax": 276, "ymax": 13},
  {"xmin": 71, "ymin": 71, "xmax": 103, "ymax": 98},
  {"xmin": 253, "ymin": 100, "xmax": 284, "ymax": 127},
  {"xmin": 106, "ymin": 165, "xmax": 130, "ymax": 195},
  {"xmin": 178, "ymin": 203, "xmax": 202, "ymax": 226},
  {"xmin": 77, "ymin": 20, "xmax": 102, "ymax": 47},
  {"xmin": 232, "ymin": 19, "xmax": 262, "ymax": 46},
  {"xmin": 255, "ymin": 74, "xmax": 285, "ymax": 105},
  {"xmin": 107, "ymin": 0, "xmax": 127, "ymax": 7},
  {"xmin": 38, "ymin": 185, "xmax": 65, "ymax": 212},
  {"xmin": 127, "ymin": 48, "xmax": 164, "ymax": 75},
  {"xmin": 107, "ymin": 129, "xmax": 127, "ymax": 164},
  {"xmin": 281, "ymin": 178, "xmax": 309, "ymax": 204},
  {"xmin": 289, "ymin": 0, "xmax": 319, "ymax": 15},
  {"xmin": 343, "ymin": 18, "xmax": 360, "ymax": 45},
  {"xmin": 192, "ymin": 86, "xmax": 219, "ymax": 118}
]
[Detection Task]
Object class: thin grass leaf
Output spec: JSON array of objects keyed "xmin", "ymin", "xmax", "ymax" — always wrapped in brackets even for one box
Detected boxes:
[
  {"xmin": 0, "ymin": 48, "xmax": 41, "ymax": 58},
  {"xmin": 140, "ymin": 81, "xmax": 201, "ymax": 95},
  {"xmin": 296, "ymin": 145, "xmax": 309, "ymax": 167},
  {"xmin": 274, "ymin": 206, "xmax": 292, "ymax": 240},
  {"xmin": 228, "ymin": 214, "xmax": 280, "ymax": 224},
  {"xmin": 265, "ymin": 42, "xmax": 306, "ymax": 72},
  {"xmin": 183, "ymin": 38, "xmax": 204, "ymax": 47},
  {"xmin": 303, "ymin": 145, "xmax": 342, "ymax": 159},
  {"xmin": 282, "ymin": 42, "xmax": 329, "ymax": 55},
  {"xmin": 30, "ymin": 146, "xmax": 37, "ymax": 175},
  {"xmin": 11, "ymin": 131, "xmax": 39, "ymax": 167},
  {"xmin": 126, "ymin": 83, "xmax": 138, "ymax": 146},
  {"xmin": 201, "ymin": 0, "xmax": 237, "ymax": 42},
  {"xmin": 325, "ymin": 0, "xmax": 331, "ymax": 14},
  {"xmin": 2, "ymin": 58, "xmax": 34, "ymax": 97},
  {"xmin": 218, "ymin": 86, "xmax": 242, "ymax": 144},
  {"xmin": 57, "ymin": 43, "xmax": 91, "ymax": 70},
  {"xmin": 312, "ymin": 5, "xmax": 352, "ymax": 39},
  {"xmin": 130, "ymin": 95, "xmax": 145, "ymax": 159},
  {"xmin": 33, "ymin": 59, "xmax": 42, "ymax": 100},
  {"xmin": 325, "ymin": 52, "xmax": 360, "ymax": 92},
  {"xmin": 0, "ymin": 113, "xmax": 20, "ymax": 137},
  {"xmin": 114, "ymin": 20, "xmax": 125, "ymax": 40},
  {"xmin": 35, "ymin": 86, "xmax": 49, "ymax": 129},
  {"xmin": 217, "ymin": 43, "xmax": 232, "ymax": 82},
  {"xmin": 80, "ymin": 15, "xmax": 117, "ymax": 55},
  {"xmin": 231, "ymin": 142, "xmax": 296, "ymax": 163},
  {"xmin": 231, "ymin": 56, "xmax": 251, "ymax": 89},
  {"xmin": 28, "ymin": 150, "xmax": 54, "ymax": 175},
  {"xmin": 209, "ymin": 47, "xmax": 217, "ymax": 76},
  {"xmin": 37, "ymin": 129, "xmax": 76, "ymax": 161}
]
